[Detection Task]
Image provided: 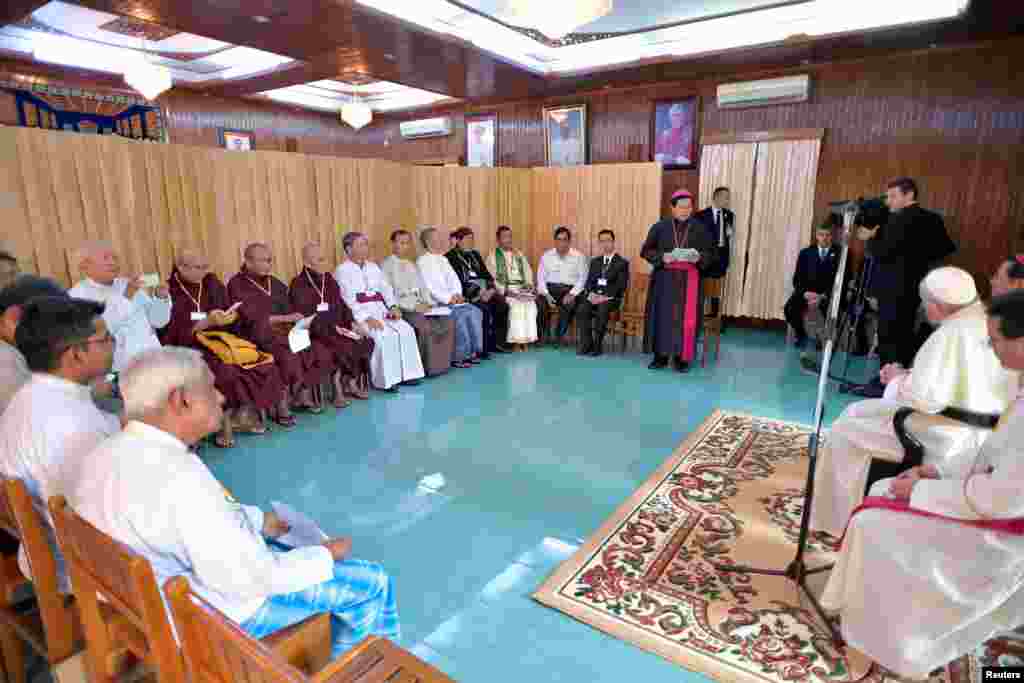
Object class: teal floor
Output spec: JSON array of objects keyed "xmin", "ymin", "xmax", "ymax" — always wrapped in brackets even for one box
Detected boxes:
[{"xmin": 205, "ymin": 328, "xmax": 873, "ymax": 683}]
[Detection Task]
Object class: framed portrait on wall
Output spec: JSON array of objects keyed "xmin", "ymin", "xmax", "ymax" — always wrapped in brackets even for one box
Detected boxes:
[
  {"xmin": 465, "ymin": 113, "xmax": 498, "ymax": 167},
  {"xmin": 651, "ymin": 97, "xmax": 698, "ymax": 169},
  {"xmin": 220, "ymin": 128, "xmax": 254, "ymax": 151},
  {"xmin": 543, "ymin": 104, "xmax": 587, "ymax": 167}
]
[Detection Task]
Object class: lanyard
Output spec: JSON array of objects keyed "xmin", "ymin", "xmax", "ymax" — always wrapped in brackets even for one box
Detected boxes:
[
  {"xmin": 246, "ymin": 276, "xmax": 273, "ymax": 298},
  {"xmin": 305, "ymin": 268, "xmax": 326, "ymax": 303},
  {"xmin": 174, "ymin": 274, "xmax": 203, "ymax": 313}
]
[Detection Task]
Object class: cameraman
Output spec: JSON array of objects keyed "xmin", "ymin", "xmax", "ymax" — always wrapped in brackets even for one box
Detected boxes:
[{"xmin": 852, "ymin": 177, "xmax": 955, "ymax": 397}]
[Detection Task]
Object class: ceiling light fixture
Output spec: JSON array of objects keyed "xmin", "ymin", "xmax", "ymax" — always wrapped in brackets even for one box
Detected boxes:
[
  {"xmin": 505, "ymin": 0, "xmax": 613, "ymax": 40},
  {"xmin": 253, "ymin": 15, "xmax": 271, "ymax": 23},
  {"xmin": 123, "ymin": 59, "xmax": 173, "ymax": 100},
  {"xmin": 340, "ymin": 93, "xmax": 373, "ymax": 130}
]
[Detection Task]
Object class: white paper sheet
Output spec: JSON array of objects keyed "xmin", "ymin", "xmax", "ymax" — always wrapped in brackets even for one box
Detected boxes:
[
  {"xmin": 425, "ymin": 307, "xmax": 452, "ymax": 317},
  {"xmin": 271, "ymin": 501, "xmax": 329, "ymax": 548},
  {"xmin": 139, "ymin": 273, "xmax": 160, "ymax": 288},
  {"xmin": 287, "ymin": 315, "xmax": 314, "ymax": 353}
]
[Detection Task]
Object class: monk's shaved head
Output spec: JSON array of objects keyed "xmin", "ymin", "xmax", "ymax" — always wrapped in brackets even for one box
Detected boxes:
[
  {"xmin": 302, "ymin": 242, "xmax": 329, "ymax": 273},
  {"xmin": 243, "ymin": 242, "xmax": 270, "ymax": 260},
  {"xmin": 176, "ymin": 247, "xmax": 206, "ymax": 268}
]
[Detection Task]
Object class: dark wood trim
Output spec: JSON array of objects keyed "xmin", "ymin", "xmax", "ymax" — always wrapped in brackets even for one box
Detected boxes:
[
  {"xmin": 0, "ymin": 0, "xmax": 48, "ymax": 27},
  {"xmin": 701, "ymin": 128, "xmax": 825, "ymax": 145},
  {"xmin": 410, "ymin": 157, "xmax": 462, "ymax": 166}
]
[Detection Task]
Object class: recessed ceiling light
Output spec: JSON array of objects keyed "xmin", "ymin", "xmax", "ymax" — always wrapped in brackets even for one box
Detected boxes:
[
  {"xmin": 384, "ymin": 53, "xmax": 396, "ymax": 61},
  {"xmin": 253, "ymin": 15, "xmax": 271, "ymax": 23}
]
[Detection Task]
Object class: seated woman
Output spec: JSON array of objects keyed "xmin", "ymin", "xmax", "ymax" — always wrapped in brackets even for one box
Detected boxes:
[{"xmin": 486, "ymin": 225, "xmax": 538, "ymax": 350}]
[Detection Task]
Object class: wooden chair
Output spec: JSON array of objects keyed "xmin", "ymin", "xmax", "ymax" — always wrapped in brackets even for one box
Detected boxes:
[
  {"xmin": 166, "ymin": 576, "xmax": 455, "ymax": 683},
  {"xmin": 600, "ymin": 270, "xmax": 631, "ymax": 354},
  {"xmin": 48, "ymin": 495, "xmax": 185, "ymax": 683},
  {"xmin": 611, "ymin": 272, "xmax": 648, "ymax": 352},
  {"xmin": 0, "ymin": 479, "xmax": 82, "ymax": 683},
  {"xmin": 48, "ymin": 496, "xmax": 360, "ymax": 683},
  {"xmin": 701, "ymin": 277, "xmax": 724, "ymax": 367}
]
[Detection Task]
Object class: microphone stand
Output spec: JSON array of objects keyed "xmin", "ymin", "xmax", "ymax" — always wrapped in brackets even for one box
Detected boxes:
[{"xmin": 712, "ymin": 207, "xmax": 857, "ymax": 647}]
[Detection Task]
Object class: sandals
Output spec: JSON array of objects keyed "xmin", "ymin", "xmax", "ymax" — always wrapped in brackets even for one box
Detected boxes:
[
  {"xmin": 214, "ymin": 431, "xmax": 235, "ymax": 448},
  {"xmin": 273, "ymin": 414, "xmax": 297, "ymax": 429},
  {"xmin": 453, "ymin": 360, "xmax": 473, "ymax": 369}
]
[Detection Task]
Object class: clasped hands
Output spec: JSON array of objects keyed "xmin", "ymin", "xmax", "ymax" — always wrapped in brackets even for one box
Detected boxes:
[
  {"xmin": 587, "ymin": 293, "xmax": 611, "ymax": 305},
  {"xmin": 803, "ymin": 291, "xmax": 823, "ymax": 306},
  {"xmin": 261, "ymin": 511, "xmax": 352, "ymax": 561},
  {"xmin": 857, "ymin": 226, "xmax": 879, "ymax": 241},
  {"xmin": 448, "ymin": 294, "xmax": 466, "ymax": 305},
  {"xmin": 888, "ymin": 464, "xmax": 940, "ymax": 500},
  {"xmin": 546, "ymin": 292, "xmax": 577, "ymax": 307},
  {"xmin": 124, "ymin": 276, "xmax": 169, "ymax": 300}
]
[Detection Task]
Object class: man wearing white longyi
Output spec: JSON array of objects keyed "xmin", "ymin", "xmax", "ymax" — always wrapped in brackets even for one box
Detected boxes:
[
  {"xmin": 336, "ymin": 232, "xmax": 425, "ymax": 392},
  {"xmin": 809, "ymin": 266, "xmax": 1015, "ymax": 537},
  {"xmin": 822, "ymin": 290, "xmax": 1024, "ymax": 680}
]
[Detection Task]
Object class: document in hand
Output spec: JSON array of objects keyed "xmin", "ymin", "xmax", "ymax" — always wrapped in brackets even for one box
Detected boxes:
[
  {"xmin": 270, "ymin": 501, "xmax": 329, "ymax": 548},
  {"xmin": 425, "ymin": 307, "xmax": 452, "ymax": 316},
  {"xmin": 287, "ymin": 316, "xmax": 314, "ymax": 353}
]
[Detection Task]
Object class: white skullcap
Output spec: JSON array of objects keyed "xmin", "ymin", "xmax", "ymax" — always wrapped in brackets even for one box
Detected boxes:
[{"xmin": 922, "ymin": 266, "xmax": 977, "ymax": 306}]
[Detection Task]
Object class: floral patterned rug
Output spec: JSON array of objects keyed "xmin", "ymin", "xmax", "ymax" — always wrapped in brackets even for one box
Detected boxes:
[{"xmin": 533, "ymin": 410, "xmax": 1012, "ymax": 683}]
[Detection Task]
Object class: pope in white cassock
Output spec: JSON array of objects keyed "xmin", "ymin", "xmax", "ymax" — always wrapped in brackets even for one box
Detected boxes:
[
  {"xmin": 335, "ymin": 232, "xmax": 425, "ymax": 391},
  {"xmin": 822, "ymin": 289, "xmax": 1024, "ymax": 679},
  {"xmin": 68, "ymin": 241, "xmax": 171, "ymax": 373},
  {"xmin": 810, "ymin": 266, "xmax": 1015, "ymax": 536}
]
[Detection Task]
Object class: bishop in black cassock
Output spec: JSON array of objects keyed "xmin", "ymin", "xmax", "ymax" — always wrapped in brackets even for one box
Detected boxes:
[{"xmin": 642, "ymin": 189, "xmax": 717, "ymax": 372}]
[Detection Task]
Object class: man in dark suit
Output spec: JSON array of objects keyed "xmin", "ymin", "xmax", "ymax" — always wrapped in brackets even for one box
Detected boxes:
[
  {"xmin": 784, "ymin": 224, "xmax": 841, "ymax": 348},
  {"xmin": 853, "ymin": 177, "xmax": 955, "ymax": 397},
  {"xmin": 693, "ymin": 186, "xmax": 733, "ymax": 280},
  {"xmin": 576, "ymin": 229, "xmax": 630, "ymax": 356}
]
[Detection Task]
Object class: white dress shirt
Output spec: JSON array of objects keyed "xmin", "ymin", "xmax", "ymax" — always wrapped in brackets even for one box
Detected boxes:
[
  {"xmin": 0, "ymin": 373, "xmax": 121, "ymax": 590},
  {"xmin": 68, "ymin": 278, "xmax": 171, "ymax": 372},
  {"xmin": 0, "ymin": 340, "xmax": 30, "ymax": 415},
  {"xmin": 537, "ymin": 248, "xmax": 587, "ymax": 298},
  {"xmin": 64, "ymin": 421, "xmax": 334, "ymax": 625},
  {"xmin": 416, "ymin": 253, "xmax": 464, "ymax": 305},
  {"xmin": 380, "ymin": 256, "xmax": 431, "ymax": 311}
]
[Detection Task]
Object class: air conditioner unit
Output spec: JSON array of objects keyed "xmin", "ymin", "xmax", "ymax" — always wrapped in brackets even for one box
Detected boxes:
[
  {"xmin": 399, "ymin": 117, "xmax": 453, "ymax": 139},
  {"xmin": 716, "ymin": 75, "xmax": 810, "ymax": 110}
]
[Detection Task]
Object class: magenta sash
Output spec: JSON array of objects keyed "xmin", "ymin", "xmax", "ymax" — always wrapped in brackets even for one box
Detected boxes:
[
  {"xmin": 356, "ymin": 292, "xmax": 385, "ymax": 304},
  {"xmin": 666, "ymin": 261, "xmax": 699, "ymax": 362},
  {"xmin": 841, "ymin": 495, "xmax": 1024, "ymax": 547}
]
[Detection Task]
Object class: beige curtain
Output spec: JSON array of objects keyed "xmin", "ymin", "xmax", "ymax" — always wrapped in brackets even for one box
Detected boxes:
[
  {"xmin": 698, "ymin": 144, "xmax": 757, "ymax": 315},
  {"xmin": 739, "ymin": 138, "xmax": 822, "ymax": 319},
  {"xmin": 0, "ymin": 128, "xmax": 659, "ymax": 289}
]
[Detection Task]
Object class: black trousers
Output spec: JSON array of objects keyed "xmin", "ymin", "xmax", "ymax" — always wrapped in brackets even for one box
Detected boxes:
[
  {"xmin": 537, "ymin": 283, "xmax": 579, "ymax": 339},
  {"xmin": 576, "ymin": 299, "xmax": 617, "ymax": 350},
  {"xmin": 876, "ymin": 294, "xmax": 921, "ymax": 368},
  {"xmin": 473, "ymin": 294, "xmax": 509, "ymax": 352},
  {"xmin": 784, "ymin": 292, "xmax": 812, "ymax": 339}
]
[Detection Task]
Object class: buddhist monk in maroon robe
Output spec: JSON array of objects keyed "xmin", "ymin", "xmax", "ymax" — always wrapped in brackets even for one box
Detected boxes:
[
  {"xmin": 226, "ymin": 243, "xmax": 336, "ymax": 422},
  {"xmin": 161, "ymin": 248, "xmax": 290, "ymax": 446},
  {"xmin": 289, "ymin": 242, "xmax": 373, "ymax": 407}
]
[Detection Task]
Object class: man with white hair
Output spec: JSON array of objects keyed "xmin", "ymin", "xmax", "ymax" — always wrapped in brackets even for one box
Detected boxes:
[
  {"xmin": 64, "ymin": 347, "xmax": 400, "ymax": 657},
  {"xmin": 810, "ymin": 266, "xmax": 1015, "ymax": 536},
  {"xmin": 0, "ymin": 296, "xmax": 119, "ymax": 590},
  {"xmin": 821, "ymin": 290, "xmax": 1024, "ymax": 679},
  {"xmin": 335, "ymin": 232, "xmax": 425, "ymax": 391},
  {"xmin": 68, "ymin": 241, "xmax": 170, "ymax": 375}
]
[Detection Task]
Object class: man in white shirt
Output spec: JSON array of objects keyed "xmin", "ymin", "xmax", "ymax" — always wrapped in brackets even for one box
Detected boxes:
[
  {"xmin": 335, "ymin": 232, "xmax": 425, "ymax": 391},
  {"xmin": 536, "ymin": 226, "xmax": 588, "ymax": 346},
  {"xmin": 810, "ymin": 267, "xmax": 1015, "ymax": 537},
  {"xmin": 381, "ymin": 229, "xmax": 455, "ymax": 377},
  {"xmin": 820, "ymin": 289, "xmax": 1024, "ymax": 679},
  {"xmin": 0, "ymin": 296, "xmax": 120, "ymax": 591},
  {"xmin": 0, "ymin": 275, "xmax": 66, "ymax": 415},
  {"xmin": 63, "ymin": 347, "xmax": 399, "ymax": 658},
  {"xmin": 416, "ymin": 227, "xmax": 484, "ymax": 369},
  {"xmin": 68, "ymin": 241, "xmax": 171, "ymax": 374}
]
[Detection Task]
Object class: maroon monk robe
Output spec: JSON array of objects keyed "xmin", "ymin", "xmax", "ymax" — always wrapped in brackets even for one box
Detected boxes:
[
  {"xmin": 289, "ymin": 267, "xmax": 374, "ymax": 380},
  {"xmin": 161, "ymin": 269, "xmax": 285, "ymax": 412},
  {"xmin": 226, "ymin": 267, "xmax": 335, "ymax": 389}
]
